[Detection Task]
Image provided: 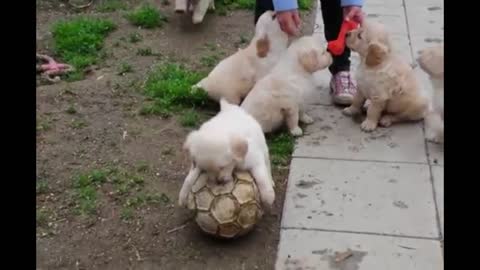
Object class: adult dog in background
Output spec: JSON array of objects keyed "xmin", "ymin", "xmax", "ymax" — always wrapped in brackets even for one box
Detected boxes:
[{"xmin": 175, "ymin": 0, "xmax": 215, "ymax": 24}]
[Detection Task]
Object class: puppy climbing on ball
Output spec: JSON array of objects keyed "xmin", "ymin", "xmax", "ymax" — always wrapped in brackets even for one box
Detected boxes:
[{"xmin": 179, "ymin": 99, "xmax": 275, "ymax": 209}]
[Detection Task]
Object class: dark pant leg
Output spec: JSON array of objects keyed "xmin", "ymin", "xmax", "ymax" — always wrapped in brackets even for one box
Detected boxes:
[
  {"xmin": 255, "ymin": 0, "xmax": 274, "ymax": 24},
  {"xmin": 320, "ymin": 0, "xmax": 351, "ymax": 75}
]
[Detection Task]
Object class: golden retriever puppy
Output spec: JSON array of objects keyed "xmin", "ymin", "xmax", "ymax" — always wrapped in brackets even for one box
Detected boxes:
[
  {"xmin": 193, "ymin": 11, "xmax": 289, "ymax": 105},
  {"xmin": 179, "ymin": 99, "xmax": 275, "ymax": 209},
  {"xmin": 342, "ymin": 21, "xmax": 430, "ymax": 132},
  {"xmin": 241, "ymin": 35, "xmax": 332, "ymax": 136},
  {"xmin": 418, "ymin": 44, "xmax": 444, "ymax": 143}
]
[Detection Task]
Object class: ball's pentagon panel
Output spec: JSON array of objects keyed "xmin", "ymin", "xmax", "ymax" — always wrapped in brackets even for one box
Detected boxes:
[
  {"xmin": 232, "ymin": 181, "xmax": 255, "ymax": 204},
  {"xmin": 218, "ymin": 222, "xmax": 241, "ymax": 238},
  {"xmin": 195, "ymin": 187, "xmax": 214, "ymax": 211},
  {"xmin": 211, "ymin": 195, "xmax": 239, "ymax": 224},
  {"xmin": 195, "ymin": 212, "xmax": 219, "ymax": 235},
  {"xmin": 237, "ymin": 203, "xmax": 261, "ymax": 229},
  {"xmin": 235, "ymin": 171, "xmax": 254, "ymax": 182}
]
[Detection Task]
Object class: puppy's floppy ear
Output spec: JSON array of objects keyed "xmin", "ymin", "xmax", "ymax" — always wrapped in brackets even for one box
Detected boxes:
[
  {"xmin": 256, "ymin": 34, "xmax": 270, "ymax": 58},
  {"xmin": 365, "ymin": 42, "xmax": 388, "ymax": 67},
  {"xmin": 298, "ymin": 49, "xmax": 321, "ymax": 73},
  {"xmin": 230, "ymin": 136, "xmax": 248, "ymax": 161}
]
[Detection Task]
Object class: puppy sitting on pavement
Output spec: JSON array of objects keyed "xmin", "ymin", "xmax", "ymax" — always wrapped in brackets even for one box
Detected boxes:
[
  {"xmin": 192, "ymin": 11, "xmax": 289, "ymax": 105},
  {"xmin": 241, "ymin": 35, "xmax": 332, "ymax": 136},
  {"xmin": 179, "ymin": 99, "xmax": 275, "ymax": 209},
  {"xmin": 417, "ymin": 44, "xmax": 444, "ymax": 143},
  {"xmin": 342, "ymin": 21, "xmax": 430, "ymax": 132}
]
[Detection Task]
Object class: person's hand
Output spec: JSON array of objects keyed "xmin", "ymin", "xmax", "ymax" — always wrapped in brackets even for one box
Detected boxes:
[
  {"xmin": 343, "ymin": 6, "xmax": 364, "ymax": 24},
  {"xmin": 276, "ymin": 10, "xmax": 301, "ymax": 36}
]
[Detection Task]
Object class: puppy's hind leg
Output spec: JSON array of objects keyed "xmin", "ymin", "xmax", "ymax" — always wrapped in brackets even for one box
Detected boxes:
[
  {"xmin": 178, "ymin": 164, "xmax": 201, "ymax": 207},
  {"xmin": 283, "ymin": 105, "xmax": 302, "ymax": 136},
  {"xmin": 343, "ymin": 90, "xmax": 366, "ymax": 116},
  {"xmin": 251, "ymin": 165, "xmax": 275, "ymax": 210}
]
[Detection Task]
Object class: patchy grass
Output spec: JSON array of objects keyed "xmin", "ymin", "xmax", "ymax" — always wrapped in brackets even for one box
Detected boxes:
[
  {"xmin": 71, "ymin": 166, "xmax": 159, "ymax": 217},
  {"xmin": 200, "ymin": 54, "xmax": 221, "ymax": 68},
  {"xmin": 136, "ymin": 161, "xmax": 150, "ymax": 173},
  {"xmin": 52, "ymin": 18, "xmax": 116, "ymax": 77},
  {"xmin": 126, "ymin": 5, "xmax": 167, "ymax": 28},
  {"xmin": 73, "ymin": 169, "xmax": 108, "ymax": 216},
  {"xmin": 141, "ymin": 63, "xmax": 209, "ymax": 116},
  {"xmin": 66, "ymin": 105, "xmax": 77, "ymax": 114},
  {"xmin": 96, "ymin": 0, "xmax": 127, "ymax": 12},
  {"xmin": 121, "ymin": 192, "xmax": 170, "ymax": 221},
  {"xmin": 117, "ymin": 62, "xmax": 134, "ymax": 75},
  {"xmin": 235, "ymin": 34, "xmax": 250, "ymax": 47},
  {"xmin": 216, "ymin": 0, "xmax": 255, "ymax": 10},
  {"xmin": 36, "ymin": 180, "xmax": 49, "ymax": 194},
  {"xmin": 137, "ymin": 47, "xmax": 152, "ymax": 56},
  {"xmin": 70, "ymin": 119, "xmax": 88, "ymax": 129},
  {"xmin": 120, "ymin": 207, "xmax": 134, "ymax": 220},
  {"xmin": 37, "ymin": 117, "xmax": 52, "ymax": 132},
  {"xmin": 298, "ymin": 0, "xmax": 315, "ymax": 10},
  {"xmin": 128, "ymin": 32, "xmax": 142, "ymax": 43},
  {"xmin": 267, "ymin": 132, "xmax": 295, "ymax": 167},
  {"xmin": 180, "ymin": 110, "xmax": 201, "ymax": 127},
  {"xmin": 37, "ymin": 208, "xmax": 49, "ymax": 226}
]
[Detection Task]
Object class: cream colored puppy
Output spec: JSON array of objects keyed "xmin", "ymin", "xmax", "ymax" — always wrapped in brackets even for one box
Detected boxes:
[
  {"xmin": 342, "ymin": 21, "xmax": 430, "ymax": 132},
  {"xmin": 418, "ymin": 44, "xmax": 444, "ymax": 143},
  {"xmin": 241, "ymin": 35, "xmax": 332, "ymax": 136},
  {"xmin": 179, "ymin": 99, "xmax": 275, "ymax": 209},
  {"xmin": 193, "ymin": 11, "xmax": 289, "ymax": 105}
]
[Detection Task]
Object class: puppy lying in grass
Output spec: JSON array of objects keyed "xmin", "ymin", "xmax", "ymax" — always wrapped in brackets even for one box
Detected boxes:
[
  {"xmin": 342, "ymin": 21, "xmax": 430, "ymax": 132},
  {"xmin": 241, "ymin": 35, "xmax": 332, "ymax": 136},
  {"xmin": 179, "ymin": 99, "xmax": 275, "ymax": 209},
  {"xmin": 192, "ymin": 11, "xmax": 289, "ymax": 105},
  {"xmin": 417, "ymin": 44, "xmax": 444, "ymax": 143}
]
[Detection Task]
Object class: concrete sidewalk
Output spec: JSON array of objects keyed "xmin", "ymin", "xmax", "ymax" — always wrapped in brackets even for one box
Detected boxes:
[{"xmin": 275, "ymin": 0, "xmax": 444, "ymax": 269}]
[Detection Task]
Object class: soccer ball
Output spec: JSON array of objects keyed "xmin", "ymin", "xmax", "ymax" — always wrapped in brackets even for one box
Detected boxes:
[{"xmin": 186, "ymin": 171, "xmax": 264, "ymax": 239}]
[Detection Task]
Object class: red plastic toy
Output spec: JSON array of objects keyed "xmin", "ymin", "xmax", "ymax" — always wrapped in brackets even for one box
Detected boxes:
[{"xmin": 327, "ymin": 20, "xmax": 359, "ymax": 56}]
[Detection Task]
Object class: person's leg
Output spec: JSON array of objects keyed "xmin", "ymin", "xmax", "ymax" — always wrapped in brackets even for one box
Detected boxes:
[
  {"xmin": 255, "ymin": 0, "xmax": 274, "ymax": 24},
  {"xmin": 320, "ymin": 0, "xmax": 357, "ymax": 105}
]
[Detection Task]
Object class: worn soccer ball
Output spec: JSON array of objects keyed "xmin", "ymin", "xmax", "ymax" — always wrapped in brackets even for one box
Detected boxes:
[{"xmin": 186, "ymin": 171, "xmax": 264, "ymax": 239}]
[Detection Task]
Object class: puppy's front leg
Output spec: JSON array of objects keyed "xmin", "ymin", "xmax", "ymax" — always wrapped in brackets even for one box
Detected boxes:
[
  {"xmin": 343, "ymin": 90, "xmax": 366, "ymax": 116},
  {"xmin": 251, "ymin": 166, "xmax": 275, "ymax": 209},
  {"xmin": 284, "ymin": 106, "xmax": 302, "ymax": 136},
  {"xmin": 361, "ymin": 99, "xmax": 386, "ymax": 132},
  {"xmin": 424, "ymin": 112, "xmax": 444, "ymax": 143},
  {"xmin": 178, "ymin": 164, "xmax": 201, "ymax": 207}
]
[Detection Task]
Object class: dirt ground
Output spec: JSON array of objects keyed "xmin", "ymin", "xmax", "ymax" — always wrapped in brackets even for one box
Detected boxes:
[{"xmin": 36, "ymin": 1, "xmax": 314, "ymax": 269}]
